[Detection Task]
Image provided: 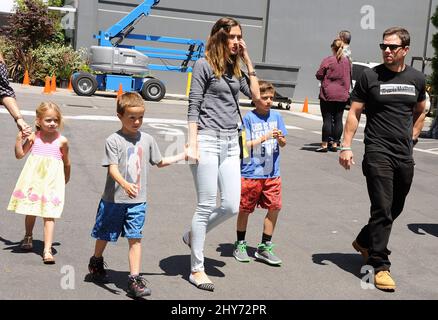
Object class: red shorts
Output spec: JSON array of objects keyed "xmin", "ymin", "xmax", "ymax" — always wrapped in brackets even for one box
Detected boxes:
[{"xmin": 239, "ymin": 177, "xmax": 282, "ymax": 214}]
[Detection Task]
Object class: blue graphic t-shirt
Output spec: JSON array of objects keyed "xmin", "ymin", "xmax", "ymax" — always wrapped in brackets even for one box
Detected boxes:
[{"xmin": 241, "ymin": 110, "xmax": 287, "ymax": 178}]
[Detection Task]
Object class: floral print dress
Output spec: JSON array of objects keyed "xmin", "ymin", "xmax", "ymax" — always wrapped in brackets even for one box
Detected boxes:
[{"xmin": 8, "ymin": 132, "xmax": 65, "ymax": 218}]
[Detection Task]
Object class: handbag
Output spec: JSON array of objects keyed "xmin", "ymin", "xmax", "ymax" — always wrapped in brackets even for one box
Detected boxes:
[{"xmin": 222, "ymin": 75, "xmax": 249, "ymax": 159}]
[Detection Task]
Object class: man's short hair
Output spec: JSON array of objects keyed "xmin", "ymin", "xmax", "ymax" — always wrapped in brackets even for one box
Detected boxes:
[
  {"xmin": 117, "ymin": 92, "xmax": 145, "ymax": 115},
  {"xmin": 383, "ymin": 27, "xmax": 410, "ymax": 47}
]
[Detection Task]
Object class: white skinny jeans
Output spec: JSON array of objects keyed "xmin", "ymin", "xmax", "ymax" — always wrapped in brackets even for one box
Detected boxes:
[{"xmin": 190, "ymin": 132, "xmax": 241, "ymax": 272}]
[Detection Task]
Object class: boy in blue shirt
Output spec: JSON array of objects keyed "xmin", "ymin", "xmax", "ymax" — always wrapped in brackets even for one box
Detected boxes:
[{"xmin": 234, "ymin": 80, "xmax": 287, "ymax": 265}]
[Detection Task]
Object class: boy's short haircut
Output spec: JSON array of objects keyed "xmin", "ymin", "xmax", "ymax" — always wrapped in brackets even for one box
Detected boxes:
[
  {"xmin": 259, "ymin": 80, "xmax": 275, "ymax": 95},
  {"xmin": 117, "ymin": 92, "xmax": 145, "ymax": 115}
]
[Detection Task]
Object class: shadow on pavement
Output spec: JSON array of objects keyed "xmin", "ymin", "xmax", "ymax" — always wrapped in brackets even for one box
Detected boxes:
[
  {"xmin": 312, "ymin": 252, "xmax": 363, "ymax": 279},
  {"xmin": 0, "ymin": 236, "xmax": 60, "ymax": 257},
  {"xmin": 216, "ymin": 243, "xmax": 281, "ymax": 267},
  {"xmin": 84, "ymin": 269, "xmax": 155, "ymax": 300},
  {"xmin": 407, "ymin": 223, "xmax": 438, "ymax": 237},
  {"xmin": 301, "ymin": 142, "xmax": 324, "ymax": 152},
  {"xmin": 216, "ymin": 242, "xmax": 257, "ymax": 258},
  {"xmin": 159, "ymin": 254, "xmax": 226, "ymax": 280}
]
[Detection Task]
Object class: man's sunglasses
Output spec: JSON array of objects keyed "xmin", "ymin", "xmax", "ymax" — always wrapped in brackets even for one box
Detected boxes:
[{"xmin": 379, "ymin": 43, "xmax": 405, "ymax": 51}]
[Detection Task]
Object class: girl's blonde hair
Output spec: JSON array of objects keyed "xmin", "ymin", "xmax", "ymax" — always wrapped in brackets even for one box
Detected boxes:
[
  {"xmin": 331, "ymin": 39, "xmax": 344, "ymax": 61},
  {"xmin": 206, "ymin": 17, "xmax": 242, "ymax": 79},
  {"xmin": 35, "ymin": 102, "xmax": 64, "ymax": 131}
]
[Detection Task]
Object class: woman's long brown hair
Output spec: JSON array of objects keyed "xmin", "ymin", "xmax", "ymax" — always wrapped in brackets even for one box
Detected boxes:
[{"xmin": 205, "ymin": 17, "xmax": 242, "ymax": 78}]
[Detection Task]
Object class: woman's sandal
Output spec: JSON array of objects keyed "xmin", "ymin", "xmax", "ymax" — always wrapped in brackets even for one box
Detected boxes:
[
  {"xmin": 43, "ymin": 249, "xmax": 55, "ymax": 265},
  {"xmin": 189, "ymin": 274, "xmax": 214, "ymax": 292}
]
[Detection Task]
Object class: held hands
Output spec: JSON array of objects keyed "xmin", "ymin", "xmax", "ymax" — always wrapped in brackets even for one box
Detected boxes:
[
  {"xmin": 16, "ymin": 119, "xmax": 32, "ymax": 138},
  {"xmin": 338, "ymin": 150, "xmax": 355, "ymax": 170},
  {"xmin": 186, "ymin": 143, "xmax": 199, "ymax": 163},
  {"xmin": 17, "ymin": 131, "xmax": 34, "ymax": 143}
]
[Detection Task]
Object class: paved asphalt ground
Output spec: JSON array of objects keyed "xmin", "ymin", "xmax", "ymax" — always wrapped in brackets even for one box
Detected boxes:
[{"xmin": 0, "ymin": 84, "xmax": 437, "ymax": 315}]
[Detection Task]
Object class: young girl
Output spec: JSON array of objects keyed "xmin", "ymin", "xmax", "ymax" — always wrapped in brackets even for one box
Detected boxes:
[{"xmin": 8, "ymin": 102, "xmax": 71, "ymax": 264}]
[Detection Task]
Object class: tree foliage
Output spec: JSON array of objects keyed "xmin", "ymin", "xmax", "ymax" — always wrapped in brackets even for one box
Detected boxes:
[
  {"xmin": 430, "ymin": 6, "xmax": 438, "ymax": 95},
  {"xmin": 1, "ymin": 0, "xmax": 57, "ymax": 53},
  {"xmin": 428, "ymin": 5, "xmax": 438, "ymax": 137}
]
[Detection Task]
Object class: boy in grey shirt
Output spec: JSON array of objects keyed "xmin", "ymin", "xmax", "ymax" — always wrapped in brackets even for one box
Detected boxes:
[{"xmin": 87, "ymin": 92, "xmax": 186, "ymax": 298}]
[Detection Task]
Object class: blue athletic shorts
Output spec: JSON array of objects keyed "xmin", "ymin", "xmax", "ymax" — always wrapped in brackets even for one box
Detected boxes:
[{"xmin": 91, "ymin": 199, "xmax": 147, "ymax": 241}]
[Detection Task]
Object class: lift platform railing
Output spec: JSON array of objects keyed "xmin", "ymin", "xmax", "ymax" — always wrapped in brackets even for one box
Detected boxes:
[{"xmin": 94, "ymin": 0, "xmax": 204, "ymax": 73}]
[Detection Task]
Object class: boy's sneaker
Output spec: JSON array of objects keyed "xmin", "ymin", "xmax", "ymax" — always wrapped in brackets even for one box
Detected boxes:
[
  {"xmin": 87, "ymin": 256, "xmax": 108, "ymax": 281},
  {"xmin": 255, "ymin": 241, "xmax": 282, "ymax": 265},
  {"xmin": 127, "ymin": 275, "xmax": 151, "ymax": 298},
  {"xmin": 233, "ymin": 240, "xmax": 250, "ymax": 262}
]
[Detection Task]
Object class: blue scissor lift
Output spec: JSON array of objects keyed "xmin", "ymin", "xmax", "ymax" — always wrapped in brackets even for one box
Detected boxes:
[{"xmin": 72, "ymin": 0, "xmax": 204, "ymax": 101}]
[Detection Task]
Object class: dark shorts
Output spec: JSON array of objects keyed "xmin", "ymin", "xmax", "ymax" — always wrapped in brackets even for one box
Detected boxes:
[
  {"xmin": 91, "ymin": 199, "xmax": 147, "ymax": 242},
  {"xmin": 239, "ymin": 177, "xmax": 282, "ymax": 214}
]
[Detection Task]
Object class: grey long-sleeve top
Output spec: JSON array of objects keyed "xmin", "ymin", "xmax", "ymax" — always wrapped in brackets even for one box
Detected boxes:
[{"xmin": 187, "ymin": 58, "xmax": 251, "ymax": 134}]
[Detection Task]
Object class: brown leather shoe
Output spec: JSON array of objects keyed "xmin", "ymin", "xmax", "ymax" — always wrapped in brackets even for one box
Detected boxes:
[
  {"xmin": 374, "ymin": 270, "xmax": 396, "ymax": 291},
  {"xmin": 352, "ymin": 240, "xmax": 369, "ymax": 262}
]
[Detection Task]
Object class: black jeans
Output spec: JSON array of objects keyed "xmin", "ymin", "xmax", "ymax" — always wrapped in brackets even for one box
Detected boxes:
[
  {"xmin": 356, "ymin": 152, "xmax": 414, "ymax": 272},
  {"xmin": 319, "ymin": 100, "xmax": 345, "ymax": 143}
]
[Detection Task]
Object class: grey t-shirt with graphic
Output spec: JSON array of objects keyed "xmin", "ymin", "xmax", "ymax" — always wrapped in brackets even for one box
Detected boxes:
[{"xmin": 101, "ymin": 130, "xmax": 162, "ymax": 203}]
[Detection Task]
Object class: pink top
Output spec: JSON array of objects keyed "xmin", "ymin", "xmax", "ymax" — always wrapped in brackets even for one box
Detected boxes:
[{"xmin": 31, "ymin": 131, "xmax": 63, "ymax": 160}]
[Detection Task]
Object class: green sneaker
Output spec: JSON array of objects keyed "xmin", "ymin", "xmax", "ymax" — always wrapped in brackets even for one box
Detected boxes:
[
  {"xmin": 255, "ymin": 241, "xmax": 282, "ymax": 265},
  {"xmin": 233, "ymin": 240, "xmax": 250, "ymax": 262}
]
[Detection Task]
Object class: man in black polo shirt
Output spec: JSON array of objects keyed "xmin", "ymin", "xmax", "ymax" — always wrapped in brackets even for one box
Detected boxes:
[{"xmin": 339, "ymin": 27, "xmax": 426, "ymax": 291}]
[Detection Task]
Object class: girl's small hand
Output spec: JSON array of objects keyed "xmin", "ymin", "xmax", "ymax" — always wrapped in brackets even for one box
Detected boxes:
[{"xmin": 21, "ymin": 129, "xmax": 33, "ymax": 140}]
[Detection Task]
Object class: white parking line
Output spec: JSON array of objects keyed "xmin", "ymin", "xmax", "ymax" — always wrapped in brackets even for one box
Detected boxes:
[
  {"xmin": 0, "ymin": 109, "xmax": 187, "ymax": 125},
  {"xmin": 3, "ymin": 109, "xmax": 437, "ymax": 155},
  {"xmin": 285, "ymin": 125, "xmax": 303, "ymax": 130}
]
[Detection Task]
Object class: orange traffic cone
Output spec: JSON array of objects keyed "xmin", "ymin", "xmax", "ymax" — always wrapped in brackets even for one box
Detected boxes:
[
  {"xmin": 50, "ymin": 75, "xmax": 57, "ymax": 92},
  {"xmin": 302, "ymin": 97, "xmax": 309, "ymax": 113},
  {"xmin": 116, "ymin": 83, "xmax": 123, "ymax": 99},
  {"xmin": 43, "ymin": 76, "xmax": 51, "ymax": 94},
  {"xmin": 67, "ymin": 76, "xmax": 73, "ymax": 91},
  {"xmin": 22, "ymin": 70, "xmax": 30, "ymax": 86}
]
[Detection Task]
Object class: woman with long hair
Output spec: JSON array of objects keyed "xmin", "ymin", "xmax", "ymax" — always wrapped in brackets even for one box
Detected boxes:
[{"xmin": 184, "ymin": 17, "xmax": 260, "ymax": 291}]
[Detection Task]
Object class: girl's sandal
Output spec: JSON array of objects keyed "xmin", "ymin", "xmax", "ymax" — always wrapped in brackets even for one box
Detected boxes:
[
  {"xmin": 20, "ymin": 235, "xmax": 33, "ymax": 250},
  {"xmin": 43, "ymin": 249, "xmax": 55, "ymax": 264}
]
